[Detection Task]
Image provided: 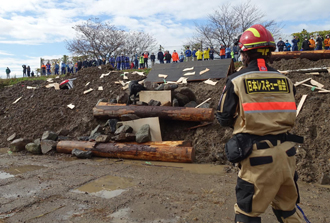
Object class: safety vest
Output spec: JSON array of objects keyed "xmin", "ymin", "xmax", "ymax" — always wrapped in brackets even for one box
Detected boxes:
[
  {"xmin": 230, "ymin": 59, "xmax": 296, "ymax": 135},
  {"xmin": 139, "ymin": 56, "xmax": 144, "ymax": 64}
]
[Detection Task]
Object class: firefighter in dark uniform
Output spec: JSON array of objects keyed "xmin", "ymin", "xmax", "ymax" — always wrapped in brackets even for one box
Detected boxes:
[{"xmin": 216, "ymin": 24, "xmax": 304, "ymax": 223}]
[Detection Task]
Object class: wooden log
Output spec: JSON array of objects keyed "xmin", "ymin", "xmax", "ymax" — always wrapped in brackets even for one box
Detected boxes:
[
  {"xmin": 271, "ymin": 50, "xmax": 330, "ymax": 61},
  {"xmin": 93, "ymin": 104, "xmax": 215, "ymax": 122},
  {"xmin": 56, "ymin": 141, "xmax": 195, "ymax": 163},
  {"xmin": 279, "ymin": 67, "xmax": 329, "ymax": 74}
]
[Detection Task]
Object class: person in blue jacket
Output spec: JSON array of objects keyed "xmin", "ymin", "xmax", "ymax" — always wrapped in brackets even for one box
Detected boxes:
[
  {"xmin": 185, "ymin": 46, "xmax": 192, "ymax": 62},
  {"xmin": 61, "ymin": 62, "xmax": 66, "ymax": 74},
  {"xmin": 192, "ymin": 48, "xmax": 197, "ymax": 61},
  {"xmin": 54, "ymin": 62, "xmax": 59, "ymax": 75},
  {"xmin": 292, "ymin": 36, "xmax": 300, "ymax": 51},
  {"xmin": 116, "ymin": 55, "xmax": 122, "ymax": 70},
  {"xmin": 125, "ymin": 56, "xmax": 130, "ymax": 69},
  {"xmin": 121, "ymin": 53, "xmax": 126, "ymax": 70},
  {"xmin": 157, "ymin": 49, "xmax": 164, "ymax": 64},
  {"xmin": 209, "ymin": 47, "xmax": 215, "ymax": 60},
  {"xmin": 179, "ymin": 52, "xmax": 184, "ymax": 62},
  {"xmin": 225, "ymin": 46, "xmax": 231, "ymax": 58},
  {"xmin": 285, "ymin": 40, "xmax": 292, "ymax": 51},
  {"xmin": 109, "ymin": 55, "xmax": 115, "ymax": 68}
]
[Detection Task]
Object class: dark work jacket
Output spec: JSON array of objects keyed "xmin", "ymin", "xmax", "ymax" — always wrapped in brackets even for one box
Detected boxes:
[
  {"xmin": 302, "ymin": 40, "xmax": 311, "ymax": 51},
  {"xmin": 316, "ymin": 37, "xmax": 324, "ymax": 46},
  {"xmin": 157, "ymin": 52, "xmax": 164, "ymax": 60},
  {"xmin": 150, "ymin": 55, "xmax": 156, "ymax": 62},
  {"xmin": 164, "ymin": 53, "xmax": 172, "ymax": 61}
]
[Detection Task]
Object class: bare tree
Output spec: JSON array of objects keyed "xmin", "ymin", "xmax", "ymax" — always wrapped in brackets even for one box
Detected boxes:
[
  {"xmin": 121, "ymin": 31, "xmax": 157, "ymax": 55},
  {"xmin": 189, "ymin": 1, "xmax": 282, "ymax": 51}
]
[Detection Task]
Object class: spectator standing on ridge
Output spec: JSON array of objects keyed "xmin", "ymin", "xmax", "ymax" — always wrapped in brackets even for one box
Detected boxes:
[
  {"xmin": 195, "ymin": 48, "xmax": 203, "ymax": 61},
  {"xmin": 27, "ymin": 66, "xmax": 31, "ymax": 77},
  {"xmin": 316, "ymin": 34, "xmax": 324, "ymax": 50},
  {"xmin": 143, "ymin": 51, "xmax": 149, "ymax": 68},
  {"xmin": 83, "ymin": 59, "xmax": 88, "ymax": 68},
  {"xmin": 6, "ymin": 67, "xmax": 10, "ymax": 79},
  {"xmin": 203, "ymin": 47, "xmax": 210, "ymax": 60},
  {"xmin": 61, "ymin": 61, "xmax": 66, "ymax": 74},
  {"xmin": 172, "ymin": 50, "xmax": 179, "ymax": 63},
  {"xmin": 185, "ymin": 46, "xmax": 192, "ymax": 62},
  {"xmin": 74, "ymin": 62, "xmax": 78, "ymax": 73},
  {"xmin": 31, "ymin": 70, "xmax": 34, "ymax": 77},
  {"xmin": 232, "ymin": 44, "xmax": 239, "ymax": 62},
  {"xmin": 309, "ymin": 35, "xmax": 315, "ymax": 50},
  {"xmin": 41, "ymin": 63, "xmax": 46, "ymax": 75},
  {"xmin": 192, "ymin": 48, "xmax": 197, "ymax": 61},
  {"xmin": 134, "ymin": 56, "xmax": 139, "ymax": 69},
  {"xmin": 77, "ymin": 60, "xmax": 82, "ymax": 71},
  {"xmin": 68, "ymin": 62, "xmax": 74, "ymax": 74},
  {"xmin": 150, "ymin": 53, "xmax": 156, "ymax": 67},
  {"xmin": 116, "ymin": 54, "xmax": 122, "ymax": 70},
  {"xmin": 225, "ymin": 46, "xmax": 231, "ymax": 58},
  {"xmin": 22, "ymin": 64, "xmax": 27, "ymax": 77},
  {"xmin": 157, "ymin": 49, "xmax": 164, "ymax": 64},
  {"xmin": 46, "ymin": 62, "xmax": 51, "ymax": 75},
  {"xmin": 220, "ymin": 44, "xmax": 226, "ymax": 59},
  {"xmin": 125, "ymin": 56, "xmax": 130, "ymax": 69},
  {"xmin": 55, "ymin": 62, "xmax": 59, "ymax": 75},
  {"xmin": 302, "ymin": 36, "xmax": 311, "ymax": 51},
  {"xmin": 292, "ymin": 36, "xmax": 300, "ymax": 51},
  {"xmin": 179, "ymin": 52, "xmax": 184, "ymax": 62},
  {"xmin": 164, "ymin": 51, "xmax": 172, "ymax": 63},
  {"xmin": 324, "ymin": 35, "xmax": 330, "ymax": 50},
  {"xmin": 285, "ymin": 40, "xmax": 292, "ymax": 51},
  {"xmin": 209, "ymin": 47, "xmax": 215, "ymax": 60},
  {"xmin": 277, "ymin": 38, "xmax": 285, "ymax": 51},
  {"xmin": 109, "ymin": 56, "xmax": 115, "ymax": 68},
  {"xmin": 139, "ymin": 54, "xmax": 144, "ymax": 69}
]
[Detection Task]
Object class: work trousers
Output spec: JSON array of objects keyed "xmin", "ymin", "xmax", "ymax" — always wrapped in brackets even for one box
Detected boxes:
[
  {"xmin": 235, "ymin": 141, "xmax": 303, "ymax": 223},
  {"xmin": 27, "ymin": 71, "xmax": 30, "ymax": 77},
  {"xmin": 61, "ymin": 67, "xmax": 66, "ymax": 74},
  {"xmin": 166, "ymin": 60, "xmax": 171, "ymax": 63},
  {"xmin": 151, "ymin": 61, "xmax": 155, "ymax": 67},
  {"xmin": 316, "ymin": 45, "xmax": 322, "ymax": 50},
  {"xmin": 292, "ymin": 46, "xmax": 298, "ymax": 51},
  {"xmin": 117, "ymin": 62, "xmax": 121, "ymax": 70},
  {"xmin": 159, "ymin": 59, "xmax": 164, "ymax": 64},
  {"xmin": 121, "ymin": 62, "xmax": 126, "ymax": 70},
  {"xmin": 55, "ymin": 68, "xmax": 59, "ymax": 75},
  {"xmin": 144, "ymin": 58, "xmax": 148, "ymax": 68},
  {"xmin": 186, "ymin": 56, "xmax": 192, "ymax": 62},
  {"xmin": 325, "ymin": 46, "xmax": 329, "ymax": 50}
]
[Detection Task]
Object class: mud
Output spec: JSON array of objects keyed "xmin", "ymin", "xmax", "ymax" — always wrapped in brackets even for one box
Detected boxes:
[{"xmin": 0, "ymin": 59, "xmax": 330, "ymax": 183}]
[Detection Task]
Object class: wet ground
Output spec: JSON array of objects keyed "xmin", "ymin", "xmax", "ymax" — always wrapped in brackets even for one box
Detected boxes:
[{"xmin": 0, "ymin": 148, "xmax": 329, "ymax": 223}]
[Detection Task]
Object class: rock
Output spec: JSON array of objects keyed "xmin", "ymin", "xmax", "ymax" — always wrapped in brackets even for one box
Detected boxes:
[
  {"xmin": 161, "ymin": 101, "xmax": 171, "ymax": 106},
  {"xmin": 89, "ymin": 125, "xmax": 101, "ymax": 139},
  {"xmin": 172, "ymin": 98, "xmax": 179, "ymax": 107},
  {"xmin": 89, "ymin": 133, "xmax": 101, "ymax": 141},
  {"xmin": 144, "ymin": 81, "xmax": 154, "ymax": 90},
  {"xmin": 164, "ymin": 84, "xmax": 178, "ymax": 90},
  {"xmin": 148, "ymin": 99, "xmax": 161, "ymax": 106},
  {"xmin": 104, "ymin": 119, "xmax": 118, "ymax": 133},
  {"xmin": 199, "ymin": 103, "xmax": 210, "ymax": 108},
  {"xmin": 136, "ymin": 101, "xmax": 148, "ymax": 106},
  {"xmin": 136, "ymin": 124, "xmax": 151, "ymax": 143},
  {"xmin": 95, "ymin": 135, "xmax": 111, "ymax": 143},
  {"xmin": 25, "ymin": 143, "xmax": 41, "ymax": 154},
  {"xmin": 114, "ymin": 133, "xmax": 136, "ymax": 142},
  {"xmin": 58, "ymin": 129, "xmax": 70, "ymax": 136},
  {"xmin": 320, "ymin": 172, "xmax": 330, "ymax": 185},
  {"xmin": 174, "ymin": 93, "xmax": 189, "ymax": 106},
  {"xmin": 58, "ymin": 136, "xmax": 69, "ymax": 141},
  {"xmin": 7, "ymin": 133, "xmax": 16, "ymax": 142},
  {"xmin": 115, "ymin": 125, "xmax": 133, "ymax": 135},
  {"xmin": 41, "ymin": 131, "xmax": 58, "ymax": 141},
  {"xmin": 34, "ymin": 138, "xmax": 41, "ymax": 147},
  {"xmin": 10, "ymin": 138, "xmax": 32, "ymax": 152},
  {"xmin": 117, "ymin": 93, "xmax": 129, "ymax": 104},
  {"xmin": 72, "ymin": 149, "xmax": 92, "ymax": 159},
  {"xmin": 78, "ymin": 136, "xmax": 89, "ymax": 141},
  {"xmin": 184, "ymin": 101, "xmax": 198, "ymax": 107},
  {"xmin": 40, "ymin": 140, "xmax": 57, "ymax": 154},
  {"xmin": 110, "ymin": 99, "xmax": 117, "ymax": 103},
  {"xmin": 121, "ymin": 114, "xmax": 141, "ymax": 121},
  {"xmin": 155, "ymin": 84, "xmax": 165, "ymax": 91},
  {"xmin": 179, "ymin": 87, "xmax": 196, "ymax": 102}
]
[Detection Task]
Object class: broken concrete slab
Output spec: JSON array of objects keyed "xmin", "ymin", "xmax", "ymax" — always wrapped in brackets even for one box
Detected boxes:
[
  {"xmin": 41, "ymin": 131, "xmax": 58, "ymax": 141},
  {"xmin": 114, "ymin": 133, "xmax": 136, "ymax": 142},
  {"xmin": 136, "ymin": 124, "xmax": 151, "ymax": 143},
  {"xmin": 89, "ymin": 125, "xmax": 101, "ymax": 139},
  {"xmin": 95, "ymin": 135, "xmax": 111, "ymax": 143},
  {"xmin": 104, "ymin": 119, "xmax": 118, "ymax": 133},
  {"xmin": 136, "ymin": 101, "xmax": 148, "ymax": 106},
  {"xmin": 115, "ymin": 125, "xmax": 133, "ymax": 135},
  {"xmin": 72, "ymin": 149, "xmax": 92, "ymax": 159},
  {"xmin": 25, "ymin": 143, "xmax": 41, "ymax": 155},
  {"xmin": 40, "ymin": 140, "xmax": 57, "ymax": 154},
  {"xmin": 10, "ymin": 138, "xmax": 32, "ymax": 152},
  {"xmin": 139, "ymin": 90, "xmax": 171, "ymax": 105},
  {"xmin": 7, "ymin": 133, "xmax": 16, "ymax": 142},
  {"xmin": 148, "ymin": 99, "xmax": 161, "ymax": 106}
]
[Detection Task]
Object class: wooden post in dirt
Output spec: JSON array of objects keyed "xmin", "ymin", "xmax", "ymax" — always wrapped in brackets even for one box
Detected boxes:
[
  {"xmin": 57, "ymin": 141, "xmax": 195, "ymax": 163},
  {"xmin": 93, "ymin": 103, "xmax": 215, "ymax": 122}
]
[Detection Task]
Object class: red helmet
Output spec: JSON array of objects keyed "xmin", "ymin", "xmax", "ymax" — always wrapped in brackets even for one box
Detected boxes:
[{"xmin": 239, "ymin": 24, "xmax": 276, "ymax": 51}]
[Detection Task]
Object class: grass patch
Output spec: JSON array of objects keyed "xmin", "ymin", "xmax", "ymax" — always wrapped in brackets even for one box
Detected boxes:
[{"xmin": 0, "ymin": 75, "xmax": 63, "ymax": 88}]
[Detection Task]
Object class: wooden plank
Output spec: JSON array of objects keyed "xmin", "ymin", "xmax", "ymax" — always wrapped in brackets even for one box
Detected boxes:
[
  {"xmin": 158, "ymin": 74, "xmax": 168, "ymax": 79},
  {"xmin": 294, "ymin": 78, "xmax": 312, "ymax": 87},
  {"xmin": 183, "ymin": 67, "xmax": 194, "ymax": 72},
  {"xmin": 236, "ymin": 66, "xmax": 243, "ymax": 72},
  {"xmin": 13, "ymin": 96, "xmax": 22, "ymax": 104},
  {"xmin": 200, "ymin": 68, "xmax": 210, "ymax": 75},
  {"xmin": 310, "ymin": 79, "xmax": 324, "ymax": 88},
  {"xmin": 83, "ymin": 88, "xmax": 93, "ymax": 94},
  {"xmin": 119, "ymin": 117, "xmax": 162, "ymax": 142},
  {"xmin": 306, "ymin": 72, "xmax": 320, "ymax": 75},
  {"xmin": 204, "ymin": 79, "xmax": 217, "ymax": 86},
  {"xmin": 195, "ymin": 98, "xmax": 211, "ymax": 108},
  {"xmin": 302, "ymin": 83, "xmax": 327, "ymax": 91},
  {"xmin": 183, "ymin": 72, "xmax": 195, "ymax": 76},
  {"xmin": 98, "ymin": 86, "xmax": 103, "ymax": 91},
  {"xmin": 139, "ymin": 90, "xmax": 171, "ymax": 104},
  {"xmin": 296, "ymin": 95, "xmax": 307, "ymax": 117},
  {"xmin": 67, "ymin": 104, "xmax": 75, "ymax": 109}
]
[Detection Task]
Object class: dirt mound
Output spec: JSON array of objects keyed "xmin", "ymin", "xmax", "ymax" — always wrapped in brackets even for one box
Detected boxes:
[{"xmin": 1, "ymin": 59, "xmax": 330, "ymax": 183}]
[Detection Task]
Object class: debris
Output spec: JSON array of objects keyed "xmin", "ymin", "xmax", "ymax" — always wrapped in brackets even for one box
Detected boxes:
[
  {"xmin": 136, "ymin": 124, "xmax": 151, "ymax": 143},
  {"xmin": 183, "ymin": 72, "xmax": 196, "ymax": 76},
  {"xmin": 83, "ymin": 88, "xmax": 93, "ymax": 94},
  {"xmin": 148, "ymin": 99, "xmax": 161, "ymax": 106},
  {"xmin": 296, "ymin": 95, "xmax": 307, "ymax": 117},
  {"xmin": 120, "ymin": 114, "xmax": 141, "ymax": 121},
  {"xmin": 85, "ymin": 82, "xmax": 90, "ymax": 86},
  {"xmin": 90, "ymin": 125, "xmax": 101, "ymax": 139},
  {"xmin": 204, "ymin": 79, "xmax": 217, "ymax": 86},
  {"xmin": 46, "ymin": 78, "xmax": 54, "ymax": 83},
  {"xmin": 176, "ymin": 77, "xmax": 188, "ymax": 84},
  {"xmin": 136, "ymin": 101, "xmax": 148, "ymax": 106},
  {"xmin": 306, "ymin": 72, "xmax": 320, "ymax": 75},
  {"xmin": 132, "ymin": 71, "xmax": 145, "ymax": 76},
  {"xmin": 161, "ymin": 101, "xmax": 171, "ymax": 106},
  {"xmin": 294, "ymin": 78, "xmax": 312, "ymax": 87},
  {"xmin": 55, "ymin": 76, "xmax": 60, "ymax": 79},
  {"xmin": 184, "ymin": 101, "xmax": 198, "ymax": 107},
  {"xmin": 67, "ymin": 104, "xmax": 75, "ymax": 109},
  {"xmin": 98, "ymin": 86, "xmax": 103, "ymax": 91},
  {"xmin": 110, "ymin": 99, "xmax": 117, "ymax": 103},
  {"xmin": 302, "ymin": 83, "xmax": 326, "ymax": 91},
  {"xmin": 158, "ymin": 74, "xmax": 168, "ymax": 79},
  {"xmin": 42, "ymin": 131, "xmax": 58, "ymax": 141},
  {"xmin": 116, "ymin": 92, "xmax": 129, "ymax": 103},
  {"xmin": 7, "ymin": 133, "xmax": 16, "ymax": 142},
  {"xmin": 104, "ymin": 119, "xmax": 118, "ymax": 133},
  {"xmin": 10, "ymin": 138, "xmax": 32, "ymax": 152},
  {"xmin": 122, "ymin": 85, "xmax": 129, "ymax": 90},
  {"xmin": 185, "ymin": 122, "xmax": 213, "ymax": 131},
  {"xmin": 95, "ymin": 135, "xmax": 111, "ymax": 143},
  {"xmin": 72, "ymin": 148, "xmax": 93, "ymax": 159},
  {"xmin": 45, "ymin": 83, "xmax": 60, "ymax": 90},
  {"xmin": 198, "ymin": 103, "xmax": 210, "ymax": 108},
  {"xmin": 278, "ymin": 67, "xmax": 329, "ymax": 74},
  {"xmin": 200, "ymin": 68, "xmax": 210, "ymax": 75},
  {"xmin": 164, "ymin": 84, "xmax": 178, "ymax": 90},
  {"xmin": 320, "ymin": 172, "xmax": 330, "ymax": 185},
  {"xmin": 59, "ymin": 79, "xmax": 76, "ymax": 89},
  {"xmin": 139, "ymin": 90, "xmax": 171, "ymax": 105},
  {"xmin": 172, "ymin": 98, "xmax": 179, "ymax": 107},
  {"xmin": 98, "ymin": 66, "xmax": 102, "ymax": 69},
  {"xmin": 236, "ymin": 66, "xmax": 243, "ymax": 72},
  {"xmin": 27, "ymin": 86, "xmax": 37, "ymax": 90},
  {"xmin": 155, "ymin": 84, "xmax": 165, "ymax": 91},
  {"xmin": 115, "ymin": 125, "xmax": 133, "ymax": 135},
  {"xmin": 114, "ymin": 133, "xmax": 136, "ymax": 142},
  {"xmin": 13, "ymin": 96, "xmax": 23, "ymax": 104},
  {"xmin": 310, "ymin": 79, "xmax": 324, "ymax": 88},
  {"xmin": 138, "ymin": 79, "xmax": 145, "ymax": 85},
  {"xmin": 25, "ymin": 143, "xmax": 41, "ymax": 154},
  {"xmin": 183, "ymin": 67, "xmax": 194, "ymax": 72},
  {"xmin": 123, "ymin": 75, "xmax": 128, "ymax": 80},
  {"xmin": 196, "ymin": 98, "xmax": 212, "ymax": 108}
]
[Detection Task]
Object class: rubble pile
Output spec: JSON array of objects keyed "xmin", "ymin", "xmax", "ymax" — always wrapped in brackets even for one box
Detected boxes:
[{"xmin": 1, "ymin": 59, "xmax": 330, "ymax": 182}]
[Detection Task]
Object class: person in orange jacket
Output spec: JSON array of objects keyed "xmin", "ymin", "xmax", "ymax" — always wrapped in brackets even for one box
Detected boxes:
[
  {"xmin": 172, "ymin": 50, "xmax": 179, "ymax": 63},
  {"xmin": 324, "ymin": 35, "xmax": 330, "ymax": 50},
  {"xmin": 309, "ymin": 35, "xmax": 315, "ymax": 50},
  {"xmin": 220, "ymin": 44, "xmax": 226, "ymax": 59}
]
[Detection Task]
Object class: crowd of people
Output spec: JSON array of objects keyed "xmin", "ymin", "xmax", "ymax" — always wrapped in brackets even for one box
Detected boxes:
[{"xmin": 277, "ymin": 34, "xmax": 330, "ymax": 51}]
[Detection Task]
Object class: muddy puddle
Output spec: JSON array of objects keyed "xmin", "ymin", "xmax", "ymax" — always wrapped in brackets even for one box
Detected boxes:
[
  {"xmin": 3, "ymin": 165, "xmax": 45, "ymax": 175},
  {"xmin": 72, "ymin": 175, "xmax": 135, "ymax": 199},
  {"xmin": 0, "ymin": 147, "xmax": 9, "ymax": 154}
]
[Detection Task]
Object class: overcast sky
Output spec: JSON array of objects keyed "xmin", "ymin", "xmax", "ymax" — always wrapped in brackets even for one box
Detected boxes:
[{"xmin": 0, "ymin": 0, "xmax": 329, "ymax": 78}]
